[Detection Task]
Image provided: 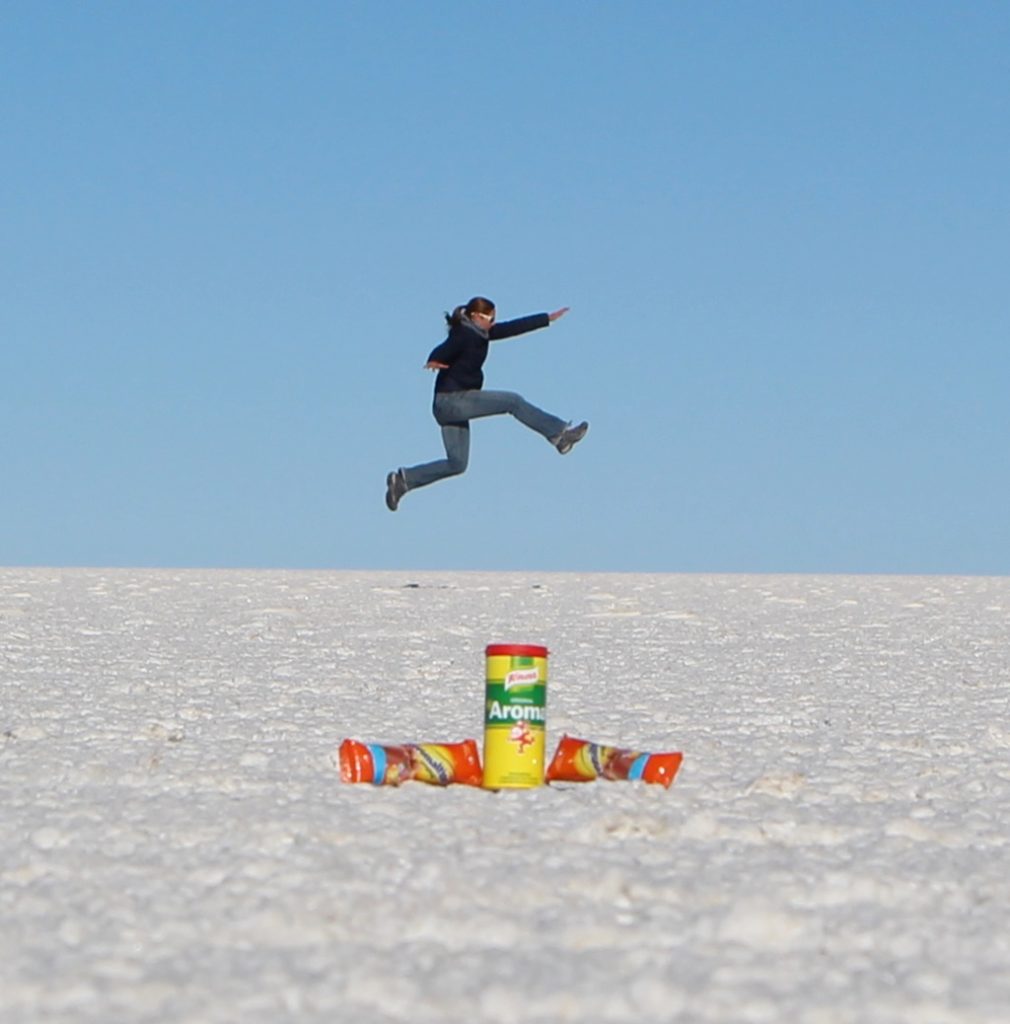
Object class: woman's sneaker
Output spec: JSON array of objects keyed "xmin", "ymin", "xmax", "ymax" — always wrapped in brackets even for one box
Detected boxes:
[
  {"xmin": 385, "ymin": 469, "xmax": 408, "ymax": 511},
  {"xmin": 553, "ymin": 421, "xmax": 589, "ymax": 455}
]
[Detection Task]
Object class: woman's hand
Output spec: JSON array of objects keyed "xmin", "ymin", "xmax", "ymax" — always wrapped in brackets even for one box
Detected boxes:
[
  {"xmin": 425, "ymin": 360, "xmax": 449, "ymax": 371},
  {"xmin": 548, "ymin": 307, "xmax": 570, "ymax": 322}
]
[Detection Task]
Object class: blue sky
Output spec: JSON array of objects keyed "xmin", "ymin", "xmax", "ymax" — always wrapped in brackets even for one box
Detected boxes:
[{"xmin": 3, "ymin": 1, "xmax": 1008, "ymax": 573}]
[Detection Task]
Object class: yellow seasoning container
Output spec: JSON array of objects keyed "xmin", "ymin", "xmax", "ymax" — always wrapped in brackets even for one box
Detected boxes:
[{"xmin": 482, "ymin": 643, "xmax": 548, "ymax": 789}]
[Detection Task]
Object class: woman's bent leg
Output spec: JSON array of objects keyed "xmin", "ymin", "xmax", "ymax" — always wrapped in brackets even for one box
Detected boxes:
[
  {"xmin": 400, "ymin": 422, "xmax": 470, "ymax": 491},
  {"xmin": 436, "ymin": 390, "xmax": 566, "ymax": 442}
]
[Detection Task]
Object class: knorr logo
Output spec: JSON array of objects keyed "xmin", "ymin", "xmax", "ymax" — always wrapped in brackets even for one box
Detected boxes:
[{"xmin": 504, "ymin": 667, "xmax": 540, "ymax": 691}]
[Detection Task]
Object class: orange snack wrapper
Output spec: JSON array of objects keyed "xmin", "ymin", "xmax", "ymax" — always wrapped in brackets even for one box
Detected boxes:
[
  {"xmin": 546, "ymin": 734, "xmax": 683, "ymax": 789},
  {"xmin": 339, "ymin": 738, "xmax": 483, "ymax": 787}
]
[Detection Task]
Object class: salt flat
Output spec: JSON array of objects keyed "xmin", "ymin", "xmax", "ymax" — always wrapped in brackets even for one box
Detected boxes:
[{"xmin": 2, "ymin": 569, "xmax": 1009, "ymax": 1024}]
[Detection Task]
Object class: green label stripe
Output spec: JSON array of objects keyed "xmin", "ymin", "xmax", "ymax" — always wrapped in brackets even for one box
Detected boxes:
[{"xmin": 484, "ymin": 682, "xmax": 545, "ymax": 706}]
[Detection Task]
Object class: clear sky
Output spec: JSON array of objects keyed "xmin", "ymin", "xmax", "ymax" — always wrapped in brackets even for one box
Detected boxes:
[{"xmin": 3, "ymin": 1, "xmax": 1008, "ymax": 574}]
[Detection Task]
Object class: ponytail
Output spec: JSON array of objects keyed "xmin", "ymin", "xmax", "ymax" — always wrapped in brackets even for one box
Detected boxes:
[{"xmin": 444, "ymin": 305, "xmax": 467, "ymax": 328}]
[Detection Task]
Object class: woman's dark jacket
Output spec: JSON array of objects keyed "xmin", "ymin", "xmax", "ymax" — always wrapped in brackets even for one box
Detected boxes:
[{"xmin": 427, "ymin": 313, "xmax": 550, "ymax": 394}]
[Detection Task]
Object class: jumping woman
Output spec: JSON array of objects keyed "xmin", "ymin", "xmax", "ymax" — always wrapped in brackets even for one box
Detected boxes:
[{"xmin": 385, "ymin": 296, "xmax": 588, "ymax": 511}]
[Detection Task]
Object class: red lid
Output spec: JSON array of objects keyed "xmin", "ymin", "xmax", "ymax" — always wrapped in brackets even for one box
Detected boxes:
[{"xmin": 485, "ymin": 643, "xmax": 549, "ymax": 658}]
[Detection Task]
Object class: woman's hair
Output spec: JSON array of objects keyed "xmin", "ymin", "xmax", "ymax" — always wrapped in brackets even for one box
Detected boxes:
[{"xmin": 445, "ymin": 296, "xmax": 495, "ymax": 328}]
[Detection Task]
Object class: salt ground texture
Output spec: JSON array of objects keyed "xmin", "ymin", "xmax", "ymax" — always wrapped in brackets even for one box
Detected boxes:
[{"xmin": 2, "ymin": 569, "xmax": 1010, "ymax": 1024}]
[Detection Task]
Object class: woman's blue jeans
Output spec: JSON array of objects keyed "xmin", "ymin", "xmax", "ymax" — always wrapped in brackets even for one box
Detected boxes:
[{"xmin": 401, "ymin": 389, "xmax": 567, "ymax": 491}]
